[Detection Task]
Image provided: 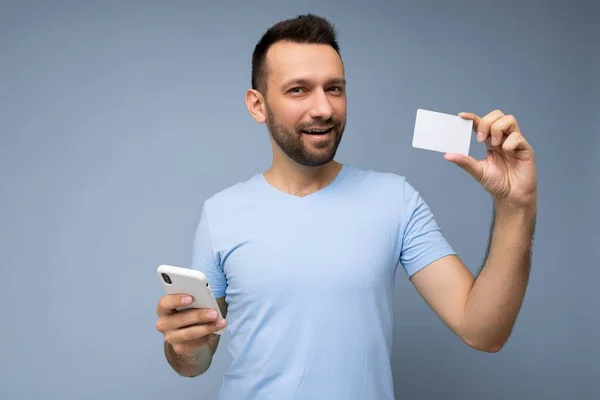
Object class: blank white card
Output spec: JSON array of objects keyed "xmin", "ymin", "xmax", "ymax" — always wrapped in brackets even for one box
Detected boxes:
[{"xmin": 412, "ymin": 109, "xmax": 473, "ymax": 155}]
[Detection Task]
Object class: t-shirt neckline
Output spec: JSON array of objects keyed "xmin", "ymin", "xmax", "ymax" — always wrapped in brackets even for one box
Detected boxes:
[{"xmin": 258, "ymin": 163, "xmax": 350, "ymax": 200}]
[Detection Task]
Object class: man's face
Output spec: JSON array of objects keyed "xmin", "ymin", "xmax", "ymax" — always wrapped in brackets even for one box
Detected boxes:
[{"xmin": 262, "ymin": 41, "xmax": 347, "ymax": 167}]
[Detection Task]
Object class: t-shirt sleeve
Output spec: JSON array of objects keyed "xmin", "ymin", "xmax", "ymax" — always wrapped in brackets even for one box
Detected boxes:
[
  {"xmin": 399, "ymin": 179, "xmax": 456, "ymax": 277},
  {"xmin": 191, "ymin": 202, "xmax": 227, "ymax": 298}
]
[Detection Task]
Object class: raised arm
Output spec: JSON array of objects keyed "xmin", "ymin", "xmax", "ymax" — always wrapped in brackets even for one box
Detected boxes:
[{"xmin": 410, "ymin": 109, "xmax": 537, "ymax": 352}]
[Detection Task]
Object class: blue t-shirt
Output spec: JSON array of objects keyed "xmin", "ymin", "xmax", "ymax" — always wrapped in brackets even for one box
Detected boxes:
[{"xmin": 191, "ymin": 164, "xmax": 455, "ymax": 399}]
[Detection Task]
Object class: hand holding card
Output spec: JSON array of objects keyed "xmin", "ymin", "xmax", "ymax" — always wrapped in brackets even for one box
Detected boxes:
[
  {"xmin": 411, "ymin": 108, "xmax": 537, "ymax": 209},
  {"xmin": 446, "ymin": 110, "xmax": 537, "ymax": 209}
]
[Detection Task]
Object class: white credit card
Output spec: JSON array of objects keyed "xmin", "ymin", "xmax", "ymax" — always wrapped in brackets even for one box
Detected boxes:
[{"xmin": 412, "ymin": 109, "xmax": 473, "ymax": 155}]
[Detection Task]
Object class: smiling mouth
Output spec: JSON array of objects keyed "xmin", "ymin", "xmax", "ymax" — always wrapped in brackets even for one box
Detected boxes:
[{"xmin": 301, "ymin": 127, "xmax": 334, "ymax": 135}]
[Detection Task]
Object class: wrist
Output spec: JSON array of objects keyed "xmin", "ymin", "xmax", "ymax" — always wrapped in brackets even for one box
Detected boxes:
[
  {"xmin": 494, "ymin": 195, "xmax": 537, "ymax": 219},
  {"xmin": 493, "ymin": 200, "xmax": 537, "ymax": 235}
]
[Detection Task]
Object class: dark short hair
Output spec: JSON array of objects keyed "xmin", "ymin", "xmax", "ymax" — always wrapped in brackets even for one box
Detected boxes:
[{"xmin": 251, "ymin": 14, "xmax": 341, "ymax": 94}]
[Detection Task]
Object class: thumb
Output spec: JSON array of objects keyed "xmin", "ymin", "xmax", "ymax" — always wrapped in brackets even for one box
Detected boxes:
[{"xmin": 444, "ymin": 153, "xmax": 484, "ymax": 182}]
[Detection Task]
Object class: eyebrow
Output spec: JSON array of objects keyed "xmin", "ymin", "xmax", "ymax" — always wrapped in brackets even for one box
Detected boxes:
[{"xmin": 282, "ymin": 77, "xmax": 346, "ymax": 89}]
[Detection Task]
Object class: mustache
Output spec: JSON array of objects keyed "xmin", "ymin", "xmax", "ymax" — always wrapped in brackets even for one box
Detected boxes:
[{"xmin": 298, "ymin": 118, "xmax": 342, "ymax": 130}]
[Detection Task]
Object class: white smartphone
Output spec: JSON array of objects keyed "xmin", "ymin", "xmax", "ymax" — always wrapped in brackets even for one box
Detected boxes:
[{"xmin": 157, "ymin": 264, "xmax": 225, "ymax": 335}]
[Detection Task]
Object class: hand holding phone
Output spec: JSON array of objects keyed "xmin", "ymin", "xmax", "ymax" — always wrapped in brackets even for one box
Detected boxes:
[{"xmin": 155, "ymin": 265, "xmax": 226, "ymax": 356}]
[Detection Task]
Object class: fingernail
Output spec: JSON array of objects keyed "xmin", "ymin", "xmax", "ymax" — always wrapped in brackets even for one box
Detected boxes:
[
  {"xmin": 181, "ymin": 296, "xmax": 192, "ymax": 305},
  {"xmin": 492, "ymin": 137, "xmax": 499, "ymax": 146},
  {"xmin": 208, "ymin": 310, "xmax": 218, "ymax": 319},
  {"xmin": 477, "ymin": 132, "xmax": 484, "ymax": 142},
  {"xmin": 216, "ymin": 319, "xmax": 226, "ymax": 328}
]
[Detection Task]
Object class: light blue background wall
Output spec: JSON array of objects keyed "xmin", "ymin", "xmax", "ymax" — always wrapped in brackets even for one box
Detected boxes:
[{"xmin": 1, "ymin": 1, "xmax": 598, "ymax": 399}]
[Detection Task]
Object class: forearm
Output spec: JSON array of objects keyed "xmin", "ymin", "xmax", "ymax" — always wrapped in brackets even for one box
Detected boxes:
[
  {"xmin": 462, "ymin": 202, "xmax": 536, "ymax": 351},
  {"xmin": 164, "ymin": 340, "xmax": 215, "ymax": 377}
]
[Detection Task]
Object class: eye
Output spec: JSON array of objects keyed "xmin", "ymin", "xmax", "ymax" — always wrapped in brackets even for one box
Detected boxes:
[
  {"xmin": 288, "ymin": 87, "xmax": 305, "ymax": 94},
  {"xmin": 327, "ymin": 86, "xmax": 344, "ymax": 94}
]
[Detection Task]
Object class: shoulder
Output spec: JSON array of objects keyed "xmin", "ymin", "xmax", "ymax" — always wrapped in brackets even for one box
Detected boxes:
[
  {"xmin": 344, "ymin": 164, "xmax": 412, "ymax": 196},
  {"xmin": 201, "ymin": 172, "xmax": 265, "ymax": 217},
  {"xmin": 343, "ymin": 164, "xmax": 429, "ymax": 223}
]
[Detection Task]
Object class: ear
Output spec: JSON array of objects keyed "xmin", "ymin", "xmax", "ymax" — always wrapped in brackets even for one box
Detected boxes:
[{"xmin": 245, "ymin": 89, "xmax": 267, "ymax": 124}]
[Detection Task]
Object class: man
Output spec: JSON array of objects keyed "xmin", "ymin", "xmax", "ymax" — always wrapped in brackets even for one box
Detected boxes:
[{"xmin": 155, "ymin": 14, "xmax": 537, "ymax": 399}]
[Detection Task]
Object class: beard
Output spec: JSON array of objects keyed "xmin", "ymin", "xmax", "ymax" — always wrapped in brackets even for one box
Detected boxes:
[{"xmin": 264, "ymin": 102, "xmax": 345, "ymax": 167}]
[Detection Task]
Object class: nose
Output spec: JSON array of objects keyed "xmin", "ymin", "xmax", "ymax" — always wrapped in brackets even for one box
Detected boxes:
[{"xmin": 308, "ymin": 88, "xmax": 334, "ymax": 121}]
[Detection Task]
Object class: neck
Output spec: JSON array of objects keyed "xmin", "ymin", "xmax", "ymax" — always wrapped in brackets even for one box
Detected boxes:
[{"xmin": 263, "ymin": 158, "xmax": 343, "ymax": 197}]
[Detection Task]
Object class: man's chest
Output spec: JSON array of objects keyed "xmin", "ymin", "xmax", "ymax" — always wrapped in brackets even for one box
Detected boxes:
[{"xmin": 215, "ymin": 206, "xmax": 402, "ymax": 299}]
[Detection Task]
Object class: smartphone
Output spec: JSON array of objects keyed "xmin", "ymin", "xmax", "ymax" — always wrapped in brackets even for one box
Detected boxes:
[{"xmin": 157, "ymin": 264, "xmax": 225, "ymax": 335}]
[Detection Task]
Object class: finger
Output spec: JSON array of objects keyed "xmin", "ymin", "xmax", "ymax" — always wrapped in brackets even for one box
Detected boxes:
[
  {"xmin": 490, "ymin": 114, "xmax": 520, "ymax": 147},
  {"xmin": 501, "ymin": 131, "xmax": 534, "ymax": 159},
  {"xmin": 165, "ymin": 319, "xmax": 227, "ymax": 345},
  {"xmin": 444, "ymin": 153, "xmax": 484, "ymax": 182},
  {"xmin": 458, "ymin": 112, "xmax": 480, "ymax": 127},
  {"xmin": 156, "ymin": 308, "xmax": 219, "ymax": 333},
  {"xmin": 172, "ymin": 334, "xmax": 220, "ymax": 356},
  {"xmin": 458, "ymin": 112, "xmax": 481, "ymax": 138},
  {"xmin": 474, "ymin": 109, "xmax": 505, "ymax": 144},
  {"xmin": 172, "ymin": 308, "xmax": 220, "ymax": 329},
  {"xmin": 156, "ymin": 294, "xmax": 193, "ymax": 316}
]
